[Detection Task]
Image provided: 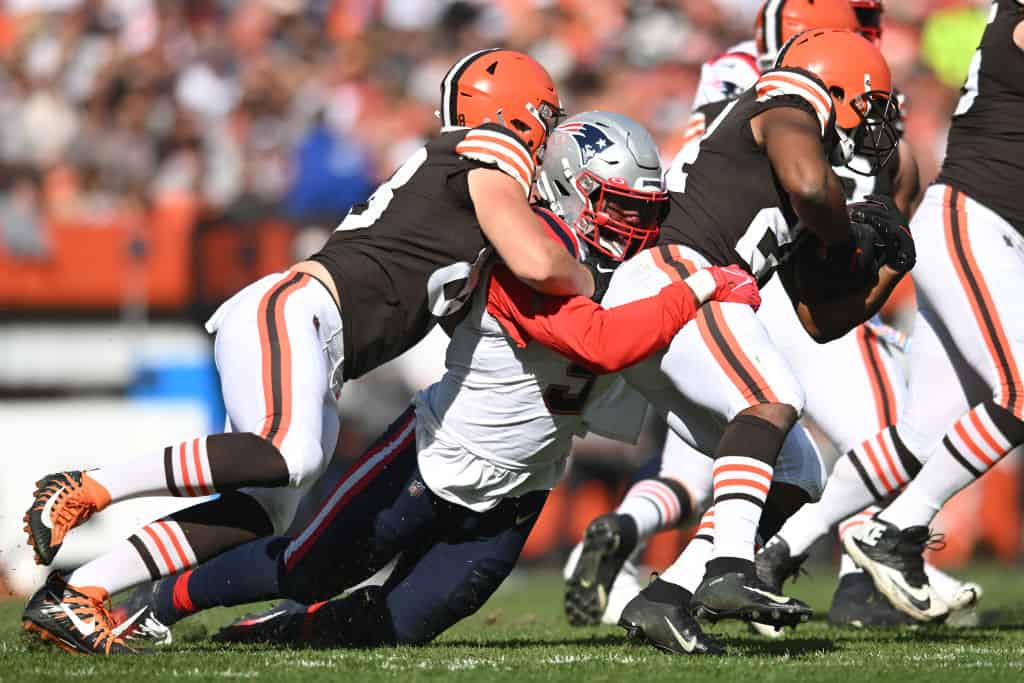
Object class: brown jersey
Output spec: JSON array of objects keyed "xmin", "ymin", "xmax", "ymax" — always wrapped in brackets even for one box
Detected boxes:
[
  {"xmin": 660, "ymin": 67, "xmax": 833, "ymax": 285},
  {"xmin": 311, "ymin": 123, "xmax": 535, "ymax": 380},
  {"xmin": 936, "ymin": 0, "xmax": 1024, "ymax": 231}
]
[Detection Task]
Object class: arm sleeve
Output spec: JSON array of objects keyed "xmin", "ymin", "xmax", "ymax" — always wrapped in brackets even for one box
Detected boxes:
[{"xmin": 486, "ymin": 265, "xmax": 700, "ymax": 375}]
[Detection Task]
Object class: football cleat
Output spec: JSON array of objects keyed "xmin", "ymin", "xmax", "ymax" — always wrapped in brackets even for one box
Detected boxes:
[
  {"xmin": 827, "ymin": 572, "xmax": 915, "ymax": 628},
  {"xmin": 619, "ymin": 591, "xmax": 723, "ymax": 655},
  {"xmin": 564, "ymin": 513, "xmax": 638, "ymax": 626},
  {"xmin": 110, "ymin": 582, "xmax": 173, "ymax": 647},
  {"xmin": 843, "ymin": 518, "xmax": 949, "ymax": 622},
  {"xmin": 751, "ymin": 536, "xmax": 809, "ymax": 636},
  {"xmin": 692, "ymin": 570, "xmax": 812, "ymax": 627},
  {"xmin": 22, "ymin": 573, "xmax": 136, "ymax": 655},
  {"xmin": 213, "ymin": 600, "xmax": 310, "ymax": 645},
  {"xmin": 24, "ymin": 471, "xmax": 109, "ymax": 566}
]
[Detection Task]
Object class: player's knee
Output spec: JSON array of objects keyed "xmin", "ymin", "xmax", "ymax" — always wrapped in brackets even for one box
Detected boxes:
[
  {"xmin": 739, "ymin": 401, "xmax": 800, "ymax": 431},
  {"xmin": 277, "ymin": 437, "xmax": 330, "ymax": 489}
]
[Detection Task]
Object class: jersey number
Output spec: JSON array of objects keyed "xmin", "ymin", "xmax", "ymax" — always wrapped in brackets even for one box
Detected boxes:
[
  {"xmin": 953, "ymin": 2, "xmax": 997, "ymax": 117},
  {"xmin": 427, "ymin": 248, "xmax": 492, "ymax": 318},
  {"xmin": 543, "ymin": 363, "xmax": 596, "ymax": 415},
  {"xmin": 336, "ymin": 147, "xmax": 428, "ymax": 231}
]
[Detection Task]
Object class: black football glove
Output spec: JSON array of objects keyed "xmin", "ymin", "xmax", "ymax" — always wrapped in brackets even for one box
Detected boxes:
[
  {"xmin": 820, "ymin": 220, "xmax": 883, "ymax": 291},
  {"xmin": 848, "ymin": 194, "xmax": 916, "ymax": 274},
  {"xmin": 583, "ymin": 248, "xmax": 618, "ymax": 303}
]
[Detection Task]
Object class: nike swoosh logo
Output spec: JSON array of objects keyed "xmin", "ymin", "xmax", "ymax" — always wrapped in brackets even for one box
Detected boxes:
[
  {"xmin": 515, "ymin": 512, "xmax": 539, "ymax": 526},
  {"xmin": 238, "ymin": 610, "xmax": 286, "ymax": 626},
  {"xmin": 663, "ymin": 617, "xmax": 698, "ymax": 653},
  {"xmin": 40, "ymin": 489, "xmax": 63, "ymax": 530},
  {"xmin": 57, "ymin": 597, "xmax": 96, "ymax": 637},
  {"xmin": 884, "ymin": 570, "xmax": 933, "ymax": 611},
  {"xmin": 747, "ymin": 587, "xmax": 792, "ymax": 604},
  {"xmin": 111, "ymin": 608, "xmax": 147, "ymax": 637},
  {"xmin": 595, "ymin": 265, "xmax": 616, "ymax": 274}
]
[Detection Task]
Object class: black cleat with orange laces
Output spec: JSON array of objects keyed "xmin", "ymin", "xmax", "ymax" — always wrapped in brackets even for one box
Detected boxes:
[
  {"xmin": 24, "ymin": 471, "xmax": 110, "ymax": 566},
  {"xmin": 22, "ymin": 573, "xmax": 137, "ymax": 655}
]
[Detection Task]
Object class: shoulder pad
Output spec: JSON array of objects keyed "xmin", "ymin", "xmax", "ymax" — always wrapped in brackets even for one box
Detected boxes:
[
  {"xmin": 454, "ymin": 123, "xmax": 535, "ymax": 197},
  {"xmin": 755, "ymin": 67, "xmax": 833, "ymax": 136}
]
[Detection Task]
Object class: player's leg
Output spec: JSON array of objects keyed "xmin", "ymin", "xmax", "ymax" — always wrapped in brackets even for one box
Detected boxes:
[
  {"xmin": 25, "ymin": 273, "xmax": 342, "ymax": 568},
  {"xmin": 847, "ymin": 187, "xmax": 1024, "ymax": 620},
  {"xmin": 564, "ymin": 430, "xmax": 705, "ymax": 626},
  {"xmin": 768, "ymin": 302, "xmax": 972, "ymax": 564},
  {"xmin": 216, "ymin": 490, "xmax": 553, "ymax": 648},
  {"xmin": 123, "ymin": 408, "xmax": 421, "ymax": 634},
  {"xmin": 22, "ymin": 273, "xmax": 343, "ymax": 654}
]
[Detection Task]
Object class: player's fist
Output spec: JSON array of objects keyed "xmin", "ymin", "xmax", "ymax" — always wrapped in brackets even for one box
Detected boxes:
[{"xmin": 686, "ymin": 265, "xmax": 761, "ymax": 311}]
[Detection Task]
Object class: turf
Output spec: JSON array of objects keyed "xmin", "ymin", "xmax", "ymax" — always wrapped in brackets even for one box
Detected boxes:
[{"xmin": 1, "ymin": 564, "xmax": 1023, "ymax": 682}]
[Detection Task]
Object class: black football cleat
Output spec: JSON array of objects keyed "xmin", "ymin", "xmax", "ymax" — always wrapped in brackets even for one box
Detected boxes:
[
  {"xmin": 843, "ymin": 518, "xmax": 949, "ymax": 622},
  {"xmin": 564, "ymin": 513, "xmax": 638, "ymax": 626},
  {"xmin": 755, "ymin": 536, "xmax": 808, "ymax": 593},
  {"xmin": 213, "ymin": 600, "xmax": 310, "ymax": 645},
  {"xmin": 619, "ymin": 591, "xmax": 723, "ymax": 655},
  {"xmin": 22, "ymin": 573, "xmax": 137, "ymax": 655},
  {"xmin": 827, "ymin": 572, "xmax": 915, "ymax": 628},
  {"xmin": 110, "ymin": 581, "xmax": 173, "ymax": 646},
  {"xmin": 692, "ymin": 570, "xmax": 812, "ymax": 627}
]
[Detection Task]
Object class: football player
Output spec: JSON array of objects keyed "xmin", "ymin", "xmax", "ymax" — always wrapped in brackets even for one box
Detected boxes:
[
  {"xmin": 840, "ymin": 0, "xmax": 1024, "ymax": 622},
  {"xmin": 564, "ymin": 0, "xmax": 913, "ymax": 630},
  {"xmin": 96, "ymin": 112, "xmax": 759, "ymax": 654},
  {"xmin": 579, "ymin": 29, "xmax": 913, "ymax": 651},
  {"xmin": 20, "ymin": 48, "xmax": 600, "ymax": 655}
]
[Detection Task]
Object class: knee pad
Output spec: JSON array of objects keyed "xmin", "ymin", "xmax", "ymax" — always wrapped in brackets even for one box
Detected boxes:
[{"xmin": 773, "ymin": 424, "xmax": 826, "ymax": 502}]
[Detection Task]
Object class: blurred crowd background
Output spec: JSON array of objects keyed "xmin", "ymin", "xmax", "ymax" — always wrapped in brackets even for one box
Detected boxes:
[{"xmin": 1, "ymin": 0, "xmax": 1018, "ymax": 596}]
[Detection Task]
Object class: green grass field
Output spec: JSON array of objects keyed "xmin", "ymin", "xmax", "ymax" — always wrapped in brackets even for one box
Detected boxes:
[{"xmin": 1, "ymin": 565, "xmax": 1023, "ymax": 682}]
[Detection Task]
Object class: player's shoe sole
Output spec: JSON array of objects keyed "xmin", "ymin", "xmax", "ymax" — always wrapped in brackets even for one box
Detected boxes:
[
  {"xmin": 564, "ymin": 514, "xmax": 636, "ymax": 626},
  {"xmin": 619, "ymin": 592, "xmax": 723, "ymax": 655},
  {"xmin": 843, "ymin": 519, "xmax": 948, "ymax": 623},
  {"xmin": 692, "ymin": 571, "xmax": 812, "ymax": 627}
]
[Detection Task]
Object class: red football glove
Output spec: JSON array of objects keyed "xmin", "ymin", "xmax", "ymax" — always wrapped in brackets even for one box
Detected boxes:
[{"xmin": 706, "ymin": 265, "xmax": 761, "ymax": 310}]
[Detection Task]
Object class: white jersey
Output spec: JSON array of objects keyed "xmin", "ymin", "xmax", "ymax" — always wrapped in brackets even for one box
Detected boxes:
[
  {"xmin": 414, "ymin": 273, "xmax": 637, "ymax": 512},
  {"xmin": 693, "ymin": 40, "xmax": 759, "ymax": 109}
]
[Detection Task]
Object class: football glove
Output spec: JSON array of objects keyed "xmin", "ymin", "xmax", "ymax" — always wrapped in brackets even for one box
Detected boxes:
[{"xmin": 848, "ymin": 194, "xmax": 916, "ymax": 274}]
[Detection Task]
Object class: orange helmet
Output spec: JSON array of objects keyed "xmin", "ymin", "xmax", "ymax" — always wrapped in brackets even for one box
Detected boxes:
[
  {"xmin": 849, "ymin": 0, "xmax": 884, "ymax": 44},
  {"xmin": 755, "ymin": 0, "xmax": 861, "ymax": 68},
  {"xmin": 440, "ymin": 49, "xmax": 564, "ymax": 162},
  {"xmin": 777, "ymin": 29, "xmax": 899, "ymax": 174}
]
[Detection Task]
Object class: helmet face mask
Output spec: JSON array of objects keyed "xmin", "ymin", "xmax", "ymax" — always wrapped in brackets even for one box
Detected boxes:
[
  {"xmin": 576, "ymin": 171, "xmax": 668, "ymax": 260},
  {"xmin": 833, "ymin": 89, "xmax": 900, "ymax": 175},
  {"xmin": 537, "ymin": 111, "xmax": 667, "ymax": 262}
]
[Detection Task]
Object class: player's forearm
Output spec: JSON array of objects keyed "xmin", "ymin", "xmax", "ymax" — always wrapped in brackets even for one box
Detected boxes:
[
  {"xmin": 538, "ymin": 282, "xmax": 700, "ymax": 374},
  {"xmin": 790, "ymin": 170, "xmax": 851, "ymax": 247},
  {"xmin": 797, "ymin": 266, "xmax": 904, "ymax": 342},
  {"xmin": 511, "ymin": 248, "xmax": 596, "ymax": 298}
]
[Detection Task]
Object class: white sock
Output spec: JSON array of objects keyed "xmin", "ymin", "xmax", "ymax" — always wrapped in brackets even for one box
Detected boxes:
[
  {"xmin": 778, "ymin": 453, "xmax": 883, "ymax": 555},
  {"xmin": 616, "ymin": 479, "xmax": 685, "ymax": 541},
  {"xmin": 709, "ymin": 458, "xmax": 772, "ymax": 562},
  {"xmin": 924, "ymin": 563, "xmax": 964, "ymax": 604},
  {"xmin": 68, "ymin": 539, "xmax": 153, "ymax": 596},
  {"xmin": 660, "ymin": 510, "xmax": 715, "ymax": 593},
  {"xmin": 89, "ymin": 437, "xmax": 215, "ymax": 502},
  {"xmin": 880, "ymin": 403, "xmax": 1023, "ymax": 529},
  {"xmin": 837, "ymin": 553, "xmax": 861, "ymax": 579},
  {"xmin": 68, "ymin": 518, "xmax": 198, "ymax": 595}
]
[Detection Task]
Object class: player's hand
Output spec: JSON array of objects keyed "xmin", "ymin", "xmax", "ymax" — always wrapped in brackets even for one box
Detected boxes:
[
  {"xmin": 851, "ymin": 193, "xmax": 916, "ymax": 273},
  {"xmin": 582, "ymin": 249, "xmax": 618, "ymax": 302},
  {"xmin": 822, "ymin": 220, "xmax": 883, "ymax": 289},
  {"xmin": 687, "ymin": 265, "xmax": 761, "ymax": 311}
]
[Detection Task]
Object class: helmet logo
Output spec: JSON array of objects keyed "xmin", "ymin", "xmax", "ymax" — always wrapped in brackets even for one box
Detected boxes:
[
  {"xmin": 864, "ymin": 73, "xmax": 872, "ymax": 91},
  {"xmin": 558, "ymin": 122, "xmax": 615, "ymax": 165}
]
